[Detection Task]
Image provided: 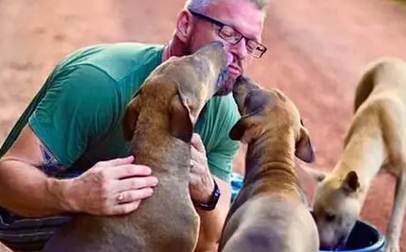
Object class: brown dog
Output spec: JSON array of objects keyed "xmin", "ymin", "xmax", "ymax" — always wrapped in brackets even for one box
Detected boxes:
[
  {"xmin": 309, "ymin": 57, "xmax": 406, "ymax": 252},
  {"xmin": 218, "ymin": 76, "xmax": 319, "ymax": 252},
  {"xmin": 41, "ymin": 41, "xmax": 231, "ymax": 252}
]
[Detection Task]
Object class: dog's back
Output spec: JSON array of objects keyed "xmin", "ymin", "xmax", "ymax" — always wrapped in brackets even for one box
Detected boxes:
[
  {"xmin": 345, "ymin": 57, "xmax": 406, "ymax": 159},
  {"xmin": 41, "ymin": 41, "xmax": 232, "ymax": 252},
  {"xmin": 221, "ymin": 194, "xmax": 318, "ymax": 252},
  {"xmin": 42, "ymin": 83, "xmax": 200, "ymax": 252},
  {"xmin": 354, "ymin": 57, "xmax": 406, "ymax": 112}
]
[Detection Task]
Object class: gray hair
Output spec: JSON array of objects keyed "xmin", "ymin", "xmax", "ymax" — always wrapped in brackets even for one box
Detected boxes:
[{"xmin": 184, "ymin": 0, "xmax": 269, "ymax": 15}]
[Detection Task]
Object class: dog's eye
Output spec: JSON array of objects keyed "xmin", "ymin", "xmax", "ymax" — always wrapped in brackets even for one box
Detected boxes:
[{"xmin": 325, "ymin": 212, "xmax": 336, "ymax": 222}]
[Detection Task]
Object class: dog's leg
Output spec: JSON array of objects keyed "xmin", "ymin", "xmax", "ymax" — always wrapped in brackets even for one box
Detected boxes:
[
  {"xmin": 379, "ymin": 104, "xmax": 406, "ymax": 252},
  {"xmin": 385, "ymin": 167, "xmax": 406, "ymax": 252}
]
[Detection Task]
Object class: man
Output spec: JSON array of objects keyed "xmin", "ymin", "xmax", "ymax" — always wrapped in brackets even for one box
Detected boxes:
[{"xmin": 0, "ymin": 0, "xmax": 268, "ymax": 251}]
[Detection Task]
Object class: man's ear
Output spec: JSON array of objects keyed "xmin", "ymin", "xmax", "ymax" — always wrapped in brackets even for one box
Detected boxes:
[
  {"xmin": 122, "ymin": 96, "xmax": 140, "ymax": 141},
  {"xmin": 170, "ymin": 91, "xmax": 194, "ymax": 142},
  {"xmin": 340, "ymin": 171, "xmax": 360, "ymax": 194},
  {"xmin": 175, "ymin": 10, "xmax": 194, "ymax": 43},
  {"xmin": 295, "ymin": 126, "xmax": 315, "ymax": 163}
]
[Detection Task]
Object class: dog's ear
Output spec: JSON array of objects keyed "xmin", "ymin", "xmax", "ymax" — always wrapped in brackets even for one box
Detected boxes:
[
  {"xmin": 295, "ymin": 126, "xmax": 315, "ymax": 163},
  {"xmin": 230, "ymin": 89, "xmax": 270, "ymax": 143},
  {"xmin": 341, "ymin": 171, "xmax": 360, "ymax": 194},
  {"xmin": 170, "ymin": 91, "xmax": 194, "ymax": 142},
  {"xmin": 229, "ymin": 115, "xmax": 262, "ymax": 143},
  {"xmin": 229, "ymin": 116, "xmax": 249, "ymax": 142},
  {"xmin": 122, "ymin": 96, "xmax": 141, "ymax": 141}
]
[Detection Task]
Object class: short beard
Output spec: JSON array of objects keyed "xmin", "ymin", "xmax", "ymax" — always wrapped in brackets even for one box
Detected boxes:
[{"xmin": 215, "ymin": 77, "xmax": 235, "ymax": 96}]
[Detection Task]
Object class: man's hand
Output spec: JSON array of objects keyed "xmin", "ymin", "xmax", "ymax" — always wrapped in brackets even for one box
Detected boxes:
[
  {"xmin": 189, "ymin": 133, "xmax": 215, "ymax": 204},
  {"xmin": 64, "ymin": 156, "xmax": 158, "ymax": 216}
]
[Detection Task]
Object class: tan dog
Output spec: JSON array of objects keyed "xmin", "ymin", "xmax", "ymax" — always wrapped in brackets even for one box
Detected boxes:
[
  {"xmin": 218, "ymin": 76, "xmax": 319, "ymax": 252},
  {"xmin": 309, "ymin": 57, "xmax": 406, "ymax": 252},
  {"xmin": 41, "ymin": 41, "xmax": 232, "ymax": 252}
]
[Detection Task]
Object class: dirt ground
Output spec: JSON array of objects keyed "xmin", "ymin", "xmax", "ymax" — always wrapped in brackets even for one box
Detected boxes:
[{"xmin": 1, "ymin": 0, "xmax": 406, "ymax": 250}]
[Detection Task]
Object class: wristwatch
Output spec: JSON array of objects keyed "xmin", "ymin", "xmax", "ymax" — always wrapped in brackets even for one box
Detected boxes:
[{"xmin": 194, "ymin": 178, "xmax": 221, "ymax": 211}]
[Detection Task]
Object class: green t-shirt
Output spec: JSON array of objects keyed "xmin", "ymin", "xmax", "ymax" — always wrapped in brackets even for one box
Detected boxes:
[{"xmin": 0, "ymin": 42, "xmax": 240, "ymax": 182}]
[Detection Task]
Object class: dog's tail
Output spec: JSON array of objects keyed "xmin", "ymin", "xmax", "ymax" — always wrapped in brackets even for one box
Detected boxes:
[{"xmin": 353, "ymin": 61, "xmax": 379, "ymax": 113}]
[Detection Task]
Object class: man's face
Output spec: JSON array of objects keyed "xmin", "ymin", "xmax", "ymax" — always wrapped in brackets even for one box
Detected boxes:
[{"xmin": 185, "ymin": 0, "xmax": 265, "ymax": 95}]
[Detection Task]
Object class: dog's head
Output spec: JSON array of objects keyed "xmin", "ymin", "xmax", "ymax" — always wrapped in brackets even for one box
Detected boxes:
[
  {"xmin": 229, "ymin": 75, "xmax": 314, "ymax": 163},
  {"xmin": 310, "ymin": 170, "xmax": 361, "ymax": 250},
  {"xmin": 123, "ymin": 41, "xmax": 232, "ymax": 143}
]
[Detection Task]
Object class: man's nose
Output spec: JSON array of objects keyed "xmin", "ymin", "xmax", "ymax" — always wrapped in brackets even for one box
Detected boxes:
[{"xmin": 229, "ymin": 38, "xmax": 247, "ymax": 60}]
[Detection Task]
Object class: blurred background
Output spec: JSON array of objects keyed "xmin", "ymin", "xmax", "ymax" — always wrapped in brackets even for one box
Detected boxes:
[{"xmin": 1, "ymin": 0, "xmax": 406, "ymax": 250}]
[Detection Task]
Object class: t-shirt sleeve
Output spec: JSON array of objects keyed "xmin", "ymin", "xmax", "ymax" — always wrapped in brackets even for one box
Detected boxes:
[
  {"xmin": 206, "ymin": 97, "xmax": 241, "ymax": 183},
  {"xmin": 207, "ymin": 137, "xmax": 240, "ymax": 183},
  {"xmin": 29, "ymin": 65, "xmax": 121, "ymax": 168}
]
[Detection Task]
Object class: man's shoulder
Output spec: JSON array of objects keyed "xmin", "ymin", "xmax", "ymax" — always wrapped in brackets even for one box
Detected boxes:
[{"xmin": 57, "ymin": 42, "xmax": 165, "ymax": 82}]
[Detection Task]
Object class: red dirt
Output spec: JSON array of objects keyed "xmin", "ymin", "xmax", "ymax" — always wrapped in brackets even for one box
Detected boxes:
[{"xmin": 1, "ymin": 0, "xmax": 406, "ymax": 250}]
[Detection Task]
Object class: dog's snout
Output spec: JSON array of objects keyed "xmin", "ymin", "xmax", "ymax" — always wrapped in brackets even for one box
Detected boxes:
[
  {"xmin": 227, "ymin": 53, "xmax": 233, "ymax": 66},
  {"xmin": 195, "ymin": 41, "xmax": 225, "ymax": 56}
]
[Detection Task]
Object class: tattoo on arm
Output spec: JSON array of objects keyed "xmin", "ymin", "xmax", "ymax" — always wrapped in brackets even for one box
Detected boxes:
[{"xmin": 39, "ymin": 144, "xmax": 65, "ymax": 175}]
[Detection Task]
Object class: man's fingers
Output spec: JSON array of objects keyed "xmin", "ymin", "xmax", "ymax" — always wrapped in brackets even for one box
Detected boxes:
[
  {"xmin": 189, "ymin": 173, "xmax": 201, "ymax": 185},
  {"xmin": 117, "ymin": 188, "xmax": 154, "ymax": 204},
  {"xmin": 191, "ymin": 146, "xmax": 201, "ymax": 160},
  {"xmin": 191, "ymin": 133, "xmax": 205, "ymax": 153},
  {"xmin": 111, "ymin": 201, "xmax": 141, "ymax": 215},
  {"xmin": 111, "ymin": 188, "xmax": 155, "ymax": 215},
  {"xmin": 116, "ymin": 176, "xmax": 158, "ymax": 192},
  {"xmin": 109, "ymin": 164, "xmax": 153, "ymax": 179}
]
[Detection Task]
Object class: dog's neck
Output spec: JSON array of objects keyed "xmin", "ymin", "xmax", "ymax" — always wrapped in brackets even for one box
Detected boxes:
[
  {"xmin": 244, "ymin": 129, "xmax": 300, "ymax": 197},
  {"xmin": 224, "ymin": 129, "xmax": 302, "ymax": 223},
  {"xmin": 130, "ymin": 111, "xmax": 191, "ymax": 180},
  {"xmin": 331, "ymin": 128, "xmax": 386, "ymax": 204}
]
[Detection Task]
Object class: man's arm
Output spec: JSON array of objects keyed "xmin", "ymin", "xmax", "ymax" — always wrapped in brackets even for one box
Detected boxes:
[
  {"xmin": 195, "ymin": 176, "xmax": 231, "ymax": 252},
  {"xmin": 0, "ymin": 124, "xmax": 73, "ymax": 217},
  {"xmin": 0, "ymin": 65, "xmax": 158, "ymax": 217},
  {"xmin": 0, "ymin": 125, "xmax": 157, "ymax": 217},
  {"xmin": 189, "ymin": 133, "xmax": 236, "ymax": 252}
]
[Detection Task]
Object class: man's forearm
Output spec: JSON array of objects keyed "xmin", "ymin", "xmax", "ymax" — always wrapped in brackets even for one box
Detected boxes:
[
  {"xmin": 0, "ymin": 159, "xmax": 73, "ymax": 217},
  {"xmin": 195, "ymin": 206, "xmax": 225, "ymax": 252},
  {"xmin": 194, "ymin": 176, "xmax": 231, "ymax": 252}
]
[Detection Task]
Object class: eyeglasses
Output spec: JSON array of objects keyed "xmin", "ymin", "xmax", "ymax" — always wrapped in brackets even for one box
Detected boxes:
[{"xmin": 188, "ymin": 9, "xmax": 267, "ymax": 59}]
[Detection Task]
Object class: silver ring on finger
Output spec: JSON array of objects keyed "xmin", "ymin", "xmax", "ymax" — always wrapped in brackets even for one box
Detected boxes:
[
  {"xmin": 117, "ymin": 192, "xmax": 125, "ymax": 203},
  {"xmin": 190, "ymin": 159, "xmax": 196, "ymax": 169}
]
